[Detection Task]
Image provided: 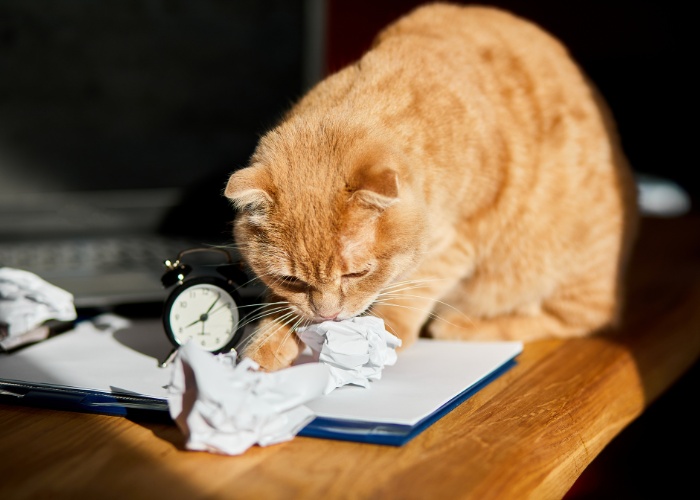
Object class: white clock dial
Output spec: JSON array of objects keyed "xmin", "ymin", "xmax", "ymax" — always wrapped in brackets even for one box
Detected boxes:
[{"xmin": 167, "ymin": 282, "xmax": 240, "ymax": 352}]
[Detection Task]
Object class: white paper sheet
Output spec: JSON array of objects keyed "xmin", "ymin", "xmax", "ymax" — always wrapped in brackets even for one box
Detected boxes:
[
  {"xmin": 0, "ymin": 317, "xmax": 173, "ymax": 398},
  {"xmin": 303, "ymin": 340, "xmax": 523, "ymax": 425},
  {"xmin": 0, "ymin": 318, "xmax": 522, "ymax": 427}
]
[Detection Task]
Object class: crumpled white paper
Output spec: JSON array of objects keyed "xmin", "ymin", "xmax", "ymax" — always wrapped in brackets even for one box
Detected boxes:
[
  {"xmin": 168, "ymin": 341, "xmax": 331, "ymax": 456},
  {"xmin": 296, "ymin": 315, "xmax": 402, "ymax": 394},
  {"xmin": 167, "ymin": 315, "xmax": 401, "ymax": 455},
  {"xmin": 0, "ymin": 267, "xmax": 77, "ymax": 350}
]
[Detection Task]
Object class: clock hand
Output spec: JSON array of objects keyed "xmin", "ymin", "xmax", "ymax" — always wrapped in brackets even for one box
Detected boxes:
[
  {"xmin": 186, "ymin": 293, "xmax": 222, "ymax": 329},
  {"xmin": 205, "ymin": 294, "xmax": 221, "ymax": 315},
  {"xmin": 209, "ymin": 303, "xmax": 231, "ymax": 316},
  {"xmin": 185, "ymin": 317, "xmax": 202, "ymax": 328}
]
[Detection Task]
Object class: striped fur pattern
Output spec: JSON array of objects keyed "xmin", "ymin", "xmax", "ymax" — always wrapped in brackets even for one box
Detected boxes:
[{"xmin": 225, "ymin": 3, "xmax": 639, "ymax": 371}]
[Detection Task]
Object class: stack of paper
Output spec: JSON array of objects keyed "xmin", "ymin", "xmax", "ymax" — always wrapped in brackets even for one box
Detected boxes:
[{"xmin": 0, "ymin": 317, "xmax": 522, "ymax": 446}]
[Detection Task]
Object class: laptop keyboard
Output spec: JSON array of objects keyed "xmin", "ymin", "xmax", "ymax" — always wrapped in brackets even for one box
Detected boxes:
[
  {"xmin": 0, "ymin": 236, "xmax": 194, "ymax": 276},
  {"xmin": 0, "ymin": 236, "xmax": 261, "ymax": 308}
]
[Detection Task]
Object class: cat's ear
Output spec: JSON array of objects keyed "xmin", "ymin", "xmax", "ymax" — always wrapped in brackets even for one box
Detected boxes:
[
  {"xmin": 224, "ymin": 166, "xmax": 274, "ymax": 211},
  {"xmin": 350, "ymin": 166, "xmax": 399, "ymax": 211}
]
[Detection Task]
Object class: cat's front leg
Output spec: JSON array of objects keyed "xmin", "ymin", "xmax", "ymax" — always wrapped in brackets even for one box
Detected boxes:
[{"xmin": 240, "ymin": 316, "xmax": 304, "ymax": 371}]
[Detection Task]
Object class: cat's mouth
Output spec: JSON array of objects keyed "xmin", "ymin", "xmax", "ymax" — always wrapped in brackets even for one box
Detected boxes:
[
  {"xmin": 309, "ymin": 309, "xmax": 365, "ymax": 324},
  {"xmin": 309, "ymin": 314, "xmax": 344, "ymax": 324},
  {"xmin": 303, "ymin": 301, "xmax": 373, "ymax": 324},
  {"xmin": 310, "ymin": 305, "xmax": 375, "ymax": 324}
]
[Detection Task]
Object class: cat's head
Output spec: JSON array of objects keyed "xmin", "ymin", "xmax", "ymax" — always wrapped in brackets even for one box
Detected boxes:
[{"xmin": 224, "ymin": 115, "xmax": 426, "ymax": 323}]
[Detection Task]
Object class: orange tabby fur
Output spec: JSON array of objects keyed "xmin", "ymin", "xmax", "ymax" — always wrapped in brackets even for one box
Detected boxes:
[{"xmin": 224, "ymin": 3, "xmax": 639, "ymax": 371}]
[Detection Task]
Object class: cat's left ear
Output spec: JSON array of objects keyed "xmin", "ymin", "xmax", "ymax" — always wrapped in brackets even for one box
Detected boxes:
[
  {"xmin": 224, "ymin": 165, "xmax": 274, "ymax": 211},
  {"xmin": 350, "ymin": 166, "xmax": 399, "ymax": 211}
]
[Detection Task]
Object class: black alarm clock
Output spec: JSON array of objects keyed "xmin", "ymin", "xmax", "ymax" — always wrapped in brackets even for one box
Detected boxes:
[{"xmin": 159, "ymin": 247, "xmax": 251, "ymax": 367}]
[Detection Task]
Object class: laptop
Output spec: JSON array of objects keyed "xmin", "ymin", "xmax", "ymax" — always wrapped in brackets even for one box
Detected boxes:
[{"xmin": 0, "ymin": 0, "xmax": 324, "ymax": 309}]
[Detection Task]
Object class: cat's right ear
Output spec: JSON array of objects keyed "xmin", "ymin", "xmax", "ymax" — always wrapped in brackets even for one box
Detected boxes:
[
  {"xmin": 224, "ymin": 166, "xmax": 274, "ymax": 212},
  {"xmin": 350, "ymin": 166, "xmax": 400, "ymax": 211}
]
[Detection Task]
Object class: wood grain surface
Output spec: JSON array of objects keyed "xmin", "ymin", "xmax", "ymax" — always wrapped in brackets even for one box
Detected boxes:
[{"xmin": 1, "ymin": 214, "xmax": 699, "ymax": 500}]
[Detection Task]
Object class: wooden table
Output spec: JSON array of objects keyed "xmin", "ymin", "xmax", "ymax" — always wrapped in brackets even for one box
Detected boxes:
[{"xmin": 1, "ymin": 214, "xmax": 699, "ymax": 499}]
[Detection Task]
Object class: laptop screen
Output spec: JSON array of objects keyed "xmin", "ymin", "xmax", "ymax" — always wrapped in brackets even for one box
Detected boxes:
[{"xmin": 0, "ymin": 0, "xmax": 322, "ymax": 245}]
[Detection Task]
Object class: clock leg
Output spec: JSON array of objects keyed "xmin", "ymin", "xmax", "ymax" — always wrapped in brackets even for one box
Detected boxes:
[{"xmin": 159, "ymin": 347, "xmax": 178, "ymax": 368}]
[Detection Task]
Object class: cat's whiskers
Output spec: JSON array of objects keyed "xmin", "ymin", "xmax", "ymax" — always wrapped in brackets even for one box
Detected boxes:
[
  {"xmin": 374, "ymin": 276, "xmax": 474, "ymax": 327},
  {"xmin": 237, "ymin": 305, "xmax": 291, "ymax": 330},
  {"xmin": 377, "ymin": 280, "xmax": 455, "ymax": 310},
  {"xmin": 271, "ymin": 315, "xmax": 311, "ymax": 364},
  {"xmin": 368, "ymin": 308, "xmax": 400, "ymax": 337},
  {"xmin": 228, "ymin": 266, "xmax": 273, "ymax": 290},
  {"xmin": 233, "ymin": 292, "xmax": 312, "ymax": 366},
  {"xmin": 243, "ymin": 310, "xmax": 307, "ymax": 365},
  {"xmin": 377, "ymin": 292, "xmax": 473, "ymax": 323},
  {"xmin": 380, "ymin": 278, "xmax": 451, "ymax": 295},
  {"xmin": 372, "ymin": 298, "xmax": 442, "ymax": 320},
  {"xmin": 372, "ymin": 297, "xmax": 474, "ymax": 329},
  {"xmin": 379, "ymin": 284, "xmax": 440, "ymax": 297},
  {"xmin": 210, "ymin": 242, "xmax": 241, "ymax": 252},
  {"xmin": 238, "ymin": 310, "xmax": 297, "ymax": 356},
  {"xmin": 236, "ymin": 300, "xmax": 288, "ymax": 323}
]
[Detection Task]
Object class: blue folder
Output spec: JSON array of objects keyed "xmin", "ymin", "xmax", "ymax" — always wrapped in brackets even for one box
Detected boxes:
[{"xmin": 0, "ymin": 321, "xmax": 522, "ymax": 446}]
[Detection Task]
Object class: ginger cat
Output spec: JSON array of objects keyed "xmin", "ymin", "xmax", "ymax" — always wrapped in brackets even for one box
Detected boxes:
[{"xmin": 224, "ymin": 3, "xmax": 639, "ymax": 371}]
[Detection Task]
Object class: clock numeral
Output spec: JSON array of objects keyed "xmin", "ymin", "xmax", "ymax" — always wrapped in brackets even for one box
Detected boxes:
[{"xmin": 179, "ymin": 300, "xmax": 188, "ymax": 308}]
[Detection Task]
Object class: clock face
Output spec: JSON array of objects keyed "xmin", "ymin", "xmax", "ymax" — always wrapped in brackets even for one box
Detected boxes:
[{"xmin": 165, "ymin": 280, "xmax": 241, "ymax": 352}]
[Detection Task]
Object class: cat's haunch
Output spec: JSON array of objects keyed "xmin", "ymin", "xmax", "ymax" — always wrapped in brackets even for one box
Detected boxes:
[{"xmin": 225, "ymin": 3, "xmax": 638, "ymax": 371}]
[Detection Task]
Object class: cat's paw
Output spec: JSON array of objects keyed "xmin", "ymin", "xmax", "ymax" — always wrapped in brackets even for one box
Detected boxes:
[{"xmin": 241, "ymin": 319, "xmax": 303, "ymax": 371}]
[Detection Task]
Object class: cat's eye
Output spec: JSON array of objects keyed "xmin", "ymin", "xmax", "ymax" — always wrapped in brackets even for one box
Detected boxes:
[
  {"xmin": 278, "ymin": 275, "xmax": 308, "ymax": 291},
  {"xmin": 343, "ymin": 269, "xmax": 370, "ymax": 279}
]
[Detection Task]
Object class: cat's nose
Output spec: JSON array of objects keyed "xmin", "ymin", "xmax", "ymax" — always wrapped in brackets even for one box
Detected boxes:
[
  {"xmin": 310, "ymin": 290, "xmax": 342, "ymax": 321},
  {"xmin": 317, "ymin": 311, "xmax": 340, "ymax": 321}
]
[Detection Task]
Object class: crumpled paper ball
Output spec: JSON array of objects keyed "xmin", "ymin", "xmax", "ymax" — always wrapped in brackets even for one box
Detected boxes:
[
  {"xmin": 167, "ymin": 316, "xmax": 401, "ymax": 455},
  {"xmin": 168, "ymin": 341, "xmax": 331, "ymax": 455},
  {"xmin": 0, "ymin": 267, "xmax": 77, "ymax": 350},
  {"xmin": 296, "ymin": 315, "xmax": 402, "ymax": 393}
]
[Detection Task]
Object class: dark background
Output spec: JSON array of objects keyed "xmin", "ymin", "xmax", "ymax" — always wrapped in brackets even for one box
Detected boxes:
[
  {"xmin": 0, "ymin": 0, "xmax": 309, "ymax": 243},
  {"xmin": 324, "ymin": 0, "xmax": 697, "ymax": 212},
  {"xmin": 0, "ymin": 0, "xmax": 696, "ymax": 496}
]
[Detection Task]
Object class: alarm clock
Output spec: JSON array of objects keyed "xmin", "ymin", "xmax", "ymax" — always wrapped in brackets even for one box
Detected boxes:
[{"xmin": 159, "ymin": 247, "xmax": 251, "ymax": 367}]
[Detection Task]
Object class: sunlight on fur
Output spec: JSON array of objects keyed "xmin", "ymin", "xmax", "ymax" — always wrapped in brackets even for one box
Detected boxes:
[{"xmin": 223, "ymin": 3, "xmax": 639, "ymax": 371}]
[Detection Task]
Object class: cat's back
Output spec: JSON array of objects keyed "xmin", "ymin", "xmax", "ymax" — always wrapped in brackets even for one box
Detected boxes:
[
  {"xmin": 293, "ymin": 2, "xmax": 607, "ymax": 148},
  {"xmin": 272, "ymin": 2, "xmax": 637, "ymax": 225},
  {"xmin": 374, "ymin": 2, "xmax": 556, "ymax": 48},
  {"xmin": 370, "ymin": 3, "xmax": 588, "ymax": 110},
  {"xmin": 293, "ymin": 3, "xmax": 635, "ymax": 207}
]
